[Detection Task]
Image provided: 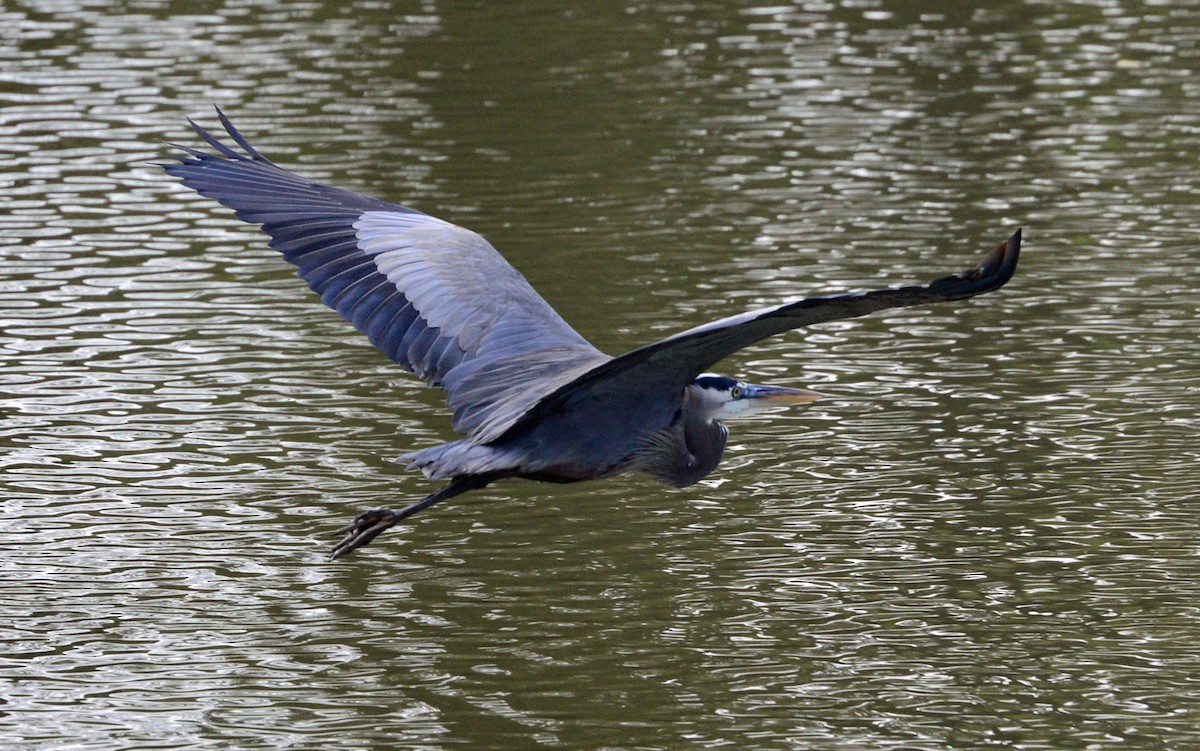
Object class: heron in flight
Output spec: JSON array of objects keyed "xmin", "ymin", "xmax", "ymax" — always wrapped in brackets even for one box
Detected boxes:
[{"xmin": 163, "ymin": 109, "xmax": 1021, "ymax": 560}]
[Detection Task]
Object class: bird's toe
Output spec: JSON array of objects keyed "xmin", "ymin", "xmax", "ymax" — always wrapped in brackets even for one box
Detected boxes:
[{"xmin": 330, "ymin": 508, "xmax": 399, "ymax": 560}]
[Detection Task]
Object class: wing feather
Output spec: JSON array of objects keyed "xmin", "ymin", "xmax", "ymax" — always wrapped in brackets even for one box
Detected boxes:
[
  {"xmin": 163, "ymin": 110, "xmax": 609, "ymax": 441},
  {"xmin": 495, "ymin": 230, "xmax": 1022, "ymax": 443}
]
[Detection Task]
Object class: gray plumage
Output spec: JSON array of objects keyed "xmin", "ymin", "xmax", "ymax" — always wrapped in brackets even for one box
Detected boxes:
[{"xmin": 162, "ymin": 109, "xmax": 1021, "ymax": 559}]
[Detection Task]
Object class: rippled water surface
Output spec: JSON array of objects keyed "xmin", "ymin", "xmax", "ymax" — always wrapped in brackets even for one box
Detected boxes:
[{"xmin": 3, "ymin": 2, "xmax": 1199, "ymax": 749}]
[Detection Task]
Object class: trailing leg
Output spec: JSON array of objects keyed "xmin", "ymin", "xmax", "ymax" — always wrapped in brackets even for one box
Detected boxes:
[{"xmin": 329, "ymin": 474, "xmax": 499, "ymax": 560}]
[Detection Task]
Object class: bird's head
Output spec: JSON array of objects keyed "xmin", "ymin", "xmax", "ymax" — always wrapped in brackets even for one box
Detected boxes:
[{"xmin": 689, "ymin": 373, "xmax": 823, "ymax": 421}]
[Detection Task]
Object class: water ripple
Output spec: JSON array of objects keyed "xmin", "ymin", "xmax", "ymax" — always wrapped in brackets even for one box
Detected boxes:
[{"xmin": 4, "ymin": 1, "xmax": 1200, "ymax": 749}]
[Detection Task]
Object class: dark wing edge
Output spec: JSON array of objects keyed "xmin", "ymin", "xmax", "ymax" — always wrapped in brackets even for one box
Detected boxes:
[
  {"xmin": 161, "ymin": 108, "xmax": 609, "ymax": 440},
  {"xmin": 160, "ymin": 109, "xmax": 469, "ymax": 386},
  {"xmin": 494, "ymin": 228, "xmax": 1022, "ymax": 442}
]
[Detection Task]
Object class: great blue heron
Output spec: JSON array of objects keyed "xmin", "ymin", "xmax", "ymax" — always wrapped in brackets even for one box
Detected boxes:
[{"xmin": 163, "ymin": 109, "xmax": 1021, "ymax": 560}]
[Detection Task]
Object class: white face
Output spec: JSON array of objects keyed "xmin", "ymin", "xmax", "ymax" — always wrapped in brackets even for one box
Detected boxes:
[
  {"xmin": 692, "ymin": 373, "xmax": 823, "ymax": 421},
  {"xmin": 713, "ymin": 384, "xmax": 781, "ymax": 419}
]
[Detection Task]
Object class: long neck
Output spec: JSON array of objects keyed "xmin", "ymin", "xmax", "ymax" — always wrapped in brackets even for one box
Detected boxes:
[
  {"xmin": 679, "ymin": 405, "xmax": 728, "ymax": 486},
  {"xmin": 637, "ymin": 387, "xmax": 728, "ymax": 488}
]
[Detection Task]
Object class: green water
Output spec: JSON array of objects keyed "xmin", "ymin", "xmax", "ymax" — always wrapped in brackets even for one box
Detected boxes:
[{"xmin": 3, "ymin": 2, "xmax": 1198, "ymax": 748}]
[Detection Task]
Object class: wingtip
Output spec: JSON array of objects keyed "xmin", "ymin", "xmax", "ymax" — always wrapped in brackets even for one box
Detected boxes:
[
  {"xmin": 184, "ymin": 117, "xmax": 204, "ymax": 140},
  {"xmin": 977, "ymin": 226, "xmax": 1021, "ymax": 289},
  {"xmin": 1002, "ymin": 225, "xmax": 1021, "ymax": 271},
  {"xmin": 927, "ymin": 227, "xmax": 1021, "ymax": 300},
  {"xmin": 213, "ymin": 105, "xmax": 273, "ymax": 163},
  {"xmin": 1005, "ymin": 227, "xmax": 1022, "ymax": 258}
]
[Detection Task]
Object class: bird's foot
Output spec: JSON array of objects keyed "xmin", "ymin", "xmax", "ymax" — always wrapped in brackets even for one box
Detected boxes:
[{"xmin": 330, "ymin": 508, "xmax": 399, "ymax": 560}]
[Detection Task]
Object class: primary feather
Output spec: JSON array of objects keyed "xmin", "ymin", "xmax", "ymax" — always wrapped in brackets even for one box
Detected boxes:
[{"xmin": 163, "ymin": 109, "xmax": 611, "ymax": 443}]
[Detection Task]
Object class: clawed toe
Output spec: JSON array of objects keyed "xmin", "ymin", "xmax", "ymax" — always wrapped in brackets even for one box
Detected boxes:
[
  {"xmin": 330, "ymin": 508, "xmax": 399, "ymax": 560},
  {"xmin": 326, "ymin": 476, "xmax": 499, "ymax": 560}
]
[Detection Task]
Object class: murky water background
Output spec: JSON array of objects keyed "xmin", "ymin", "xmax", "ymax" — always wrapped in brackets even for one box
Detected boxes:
[{"xmin": 3, "ymin": 1, "xmax": 1199, "ymax": 749}]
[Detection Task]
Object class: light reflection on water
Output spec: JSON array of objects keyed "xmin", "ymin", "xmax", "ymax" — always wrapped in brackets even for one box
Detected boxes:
[{"xmin": 3, "ymin": 1, "xmax": 1200, "ymax": 749}]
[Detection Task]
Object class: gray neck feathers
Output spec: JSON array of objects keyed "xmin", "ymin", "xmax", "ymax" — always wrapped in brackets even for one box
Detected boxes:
[{"xmin": 630, "ymin": 385, "xmax": 728, "ymax": 488}]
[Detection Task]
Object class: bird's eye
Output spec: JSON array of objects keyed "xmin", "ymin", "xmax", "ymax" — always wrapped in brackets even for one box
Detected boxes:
[{"xmin": 731, "ymin": 386, "xmax": 741, "ymax": 398}]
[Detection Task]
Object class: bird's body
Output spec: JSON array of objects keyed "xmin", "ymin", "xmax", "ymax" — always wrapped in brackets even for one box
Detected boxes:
[
  {"xmin": 163, "ymin": 110, "xmax": 1021, "ymax": 559},
  {"xmin": 404, "ymin": 375, "xmax": 739, "ymax": 487}
]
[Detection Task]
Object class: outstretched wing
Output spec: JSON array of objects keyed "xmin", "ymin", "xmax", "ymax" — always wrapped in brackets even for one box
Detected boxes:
[
  {"xmin": 498, "ymin": 229, "xmax": 1021, "ymax": 442},
  {"xmin": 162, "ymin": 109, "xmax": 610, "ymax": 439}
]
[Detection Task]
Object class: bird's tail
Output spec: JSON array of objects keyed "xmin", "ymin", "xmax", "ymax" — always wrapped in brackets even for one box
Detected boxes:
[{"xmin": 396, "ymin": 440, "xmax": 522, "ymax": 482}]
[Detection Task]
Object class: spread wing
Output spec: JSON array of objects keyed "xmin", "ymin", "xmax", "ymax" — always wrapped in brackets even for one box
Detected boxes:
[
  {"xmin": 162, "ymin": 109, "xmax": 610, "ymax": 440},
  {"xmin": 497, "ymin": 229, "xmax": 1022, "ymax": 442}
]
